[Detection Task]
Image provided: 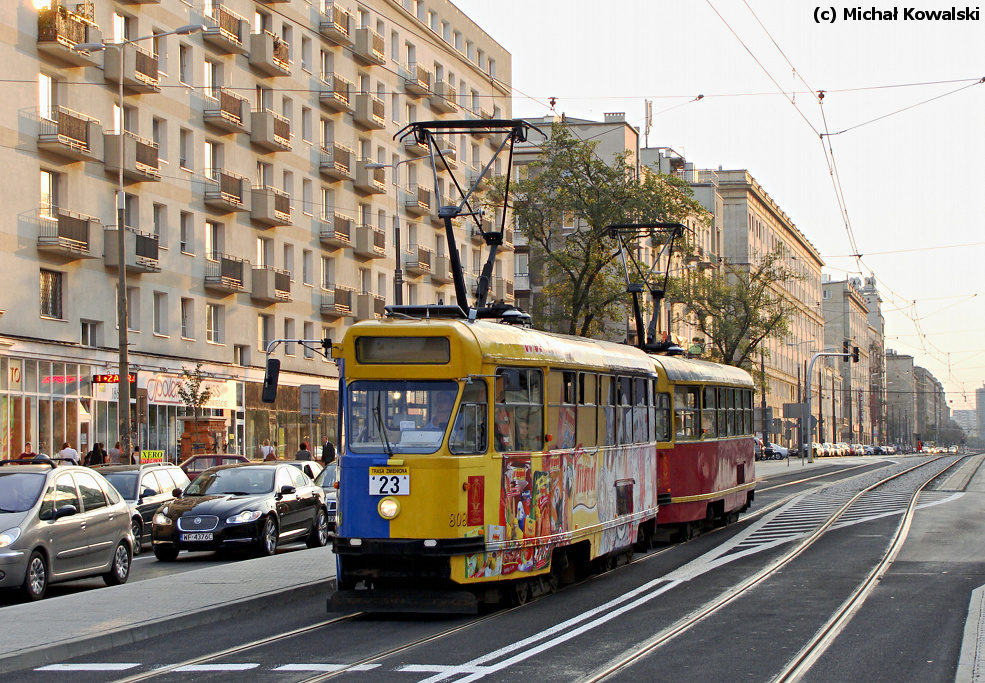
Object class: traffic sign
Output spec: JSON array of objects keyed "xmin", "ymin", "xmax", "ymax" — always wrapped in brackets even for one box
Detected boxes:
[{"xmin": 300, "ymin": 384, "xmax": 321, "ymax": 418}]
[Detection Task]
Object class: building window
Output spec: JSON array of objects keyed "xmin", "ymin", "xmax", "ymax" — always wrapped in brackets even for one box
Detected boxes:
[
  {"xmin": 233, "ymin": 344, "xmax": 249, "ymax": 366},
  {"xmin": 258, "ymin": 314, "xmax": 273, "ymax": 352},
  {"xmin": 80, "ymin": 320, "xmax": 100, "ymax": 347},
  {"xmin": 180, "ymin": 298, "xmax": 194, "ymax": 339},
  {"xmin": 40, "ymin": 169, "xmax": 58, "ymax": 215},
  {"xmin": 40, "ymin": 269, "xmax": 63, "ymax": 319},
  {"xmin": 39, "ymin": 73, "xmax": 55, "ymax": 121},
  {"xmin": 153, "ymin": 291, "xmax": 168, "ymax": 335},
  {"xmin": 302, "ymin": 249, "xmax": 313, "ymax": 286},
  {"xmin": 126, "ymin": 286, "xmax": 140, "ymax": 331},
  {"xmin": 206, "ymin": 221, "xmax": 222, "ymax": 260},
  {"xmin": 206, "ymin": 303, "xmax": 223, "ymax": 344},
  {"xmin": 153, "ymin": 204, "xmax": 168, "ymax": 248},
  {"xmin": 321, "ymin": 256, "xmax": 334, "ymax": 289},
  {"xmin": 180, "ymin": 212, "xmax": 193, "ymax": 254},
  {"xmin": 153, "ymin": 117, "xmax": 167, "ymax": 163},
  {"xmin": 179, "ymin": 128, "xmax": 192, "ymax": 171},
  {"xmin": 284, "ymin": 318, "xmax": 295, "ymax": 356},
  {"xmin": 179, "ymin": 45, "xmax": 191, "ymax": 85},
  {"xmin": 303, "ymin": 321, "xmax": 314, "ymax": 359}
]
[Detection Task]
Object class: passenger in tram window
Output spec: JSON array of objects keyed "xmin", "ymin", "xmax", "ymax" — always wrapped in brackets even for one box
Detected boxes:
[
  {"xmin": 514, "ymin": 408, "xmax": 542, "ymax": 451},
  {"xmin": 427, "ymin": 392, "xmax": 455, "ymax": 430},
  {"xmin": 495, "ymin": 405, "xmax": 514, "ymax": 451}
]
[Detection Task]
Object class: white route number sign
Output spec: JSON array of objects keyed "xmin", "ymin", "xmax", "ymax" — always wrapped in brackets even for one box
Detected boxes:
[{"xmin": 369, "ymin": 467, "xmax": 410, "ymax": 496}]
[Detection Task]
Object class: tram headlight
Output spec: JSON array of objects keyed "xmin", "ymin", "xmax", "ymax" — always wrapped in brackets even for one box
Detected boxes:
[{"xmin": 378, "ymin": 497, "xmax": 400, "ymax": 520}]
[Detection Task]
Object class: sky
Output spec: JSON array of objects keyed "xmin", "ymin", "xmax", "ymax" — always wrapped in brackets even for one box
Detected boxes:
[{"xmin": 453, "ymin": 0, "xmax": 985, "ymax": 411}]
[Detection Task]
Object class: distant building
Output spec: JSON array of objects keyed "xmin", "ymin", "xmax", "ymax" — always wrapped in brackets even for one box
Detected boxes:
[
  {"xmin": 886, "ymin": 350, "xmax": 917, "ymax": 448},
  {"xmin": 823, "ymin": 277, "xmax": 872, "ymax": 443}
]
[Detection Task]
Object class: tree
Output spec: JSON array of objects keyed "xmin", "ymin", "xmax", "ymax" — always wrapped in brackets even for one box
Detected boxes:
[
  {"xmin": 491, "ymin": 122, "xmax": 706, "ymax": 337},
  {"xmin": 178, "ymin": 363, "xmax": 213, "ymax": 455},
  {"xmin": 668, "ymin": 248, "xmax": 805, "ymax": 369}
]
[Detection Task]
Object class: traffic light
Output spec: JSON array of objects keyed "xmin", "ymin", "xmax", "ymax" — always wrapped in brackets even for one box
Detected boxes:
[
  {"xmin": 843, "ymin": 340, "xmax": 850, "ymax": 359},
  {"xmin": 852, "ymin": 346, "xmax": 860, "ymax": 363},
  {"xmin": 261, "ymin": 358, "xmax": 280, "ymax": 403}
]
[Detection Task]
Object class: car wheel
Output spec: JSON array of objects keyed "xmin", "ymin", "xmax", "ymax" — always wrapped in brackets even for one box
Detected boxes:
[
  {"xmin": 154, "ymin": 546, "xmax": 179, "ymax": 562},
  {"xmin": 104, "ymin": 542, "xmax": 132, "ymax": 586},
  {"xmin": 256, "ymin": 516, "xmax": 278, "ymax": 557},
  {"xmin": 307, "ymin": 509, "xmax": 330, "ymax": 548},
  {"xmin": 130, "ymin": 519, "xmax": 143, "ymax": 556},
  {"xmin": 22, "ymin": 551, "xmax": 48, "ymax": 601}
]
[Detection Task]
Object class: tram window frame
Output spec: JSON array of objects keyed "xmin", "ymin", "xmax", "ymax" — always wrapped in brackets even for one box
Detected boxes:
[
  {"xmin": 717, "ymin": 387, "xmax": 728, "ymax": 438},
  {"xmin": 726, "ymin": 387, "xmax": 737, "ymax": 436},
  {"xmin": 616, "ymin": 376, "xmax": 633, "ymax": 445},
  {"xmin": 674, "ymin": 385, "xmax": 701, "ymax": 441},
  {"xmin": 633, "ymin": 377, "xmax": 648, "ymax": 444},
  {"xmin": 744, "ymin": 389, "xmax": 753, "ymax": 434},
  {"xmin": 702, "ymin": 386, "xmax": 717, "ymax": 438},
  {"xmin": 601, "ymin": 375, "xmax": 616, "ymax": 447},
  {"xmin": 449, "ymin": 380, "xmax": 488, "ymax": 455},
  {"xmin": 577, "ymin": 372, "xmax": 598, "ymax": 448},
  {"xmin": 494, "ymin": 368, "xmax": 544, "ymax": 453},
  {"xmin": 654, "ymin": 392, "xmax": 671, "ymax": 441},
  {"xmin": 548, "ymin": 370, "xmax": 578, "ymax": 450}
]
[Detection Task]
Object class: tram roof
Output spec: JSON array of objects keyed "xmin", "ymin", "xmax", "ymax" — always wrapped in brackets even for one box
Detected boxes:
[{"xmin": 653, "ymin": 355, "xmax": 755, "ymax": 387}]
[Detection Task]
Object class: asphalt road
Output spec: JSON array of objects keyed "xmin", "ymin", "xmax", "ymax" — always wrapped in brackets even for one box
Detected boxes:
[{"xmin": 5, "ymin": 455, "xmax": 981, "ymax": 683}]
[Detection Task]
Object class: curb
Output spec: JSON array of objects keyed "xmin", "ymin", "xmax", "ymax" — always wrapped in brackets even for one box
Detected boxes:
[{"xmin": 0, "ymin": 576, "xmax": 336, "ymax": 675}]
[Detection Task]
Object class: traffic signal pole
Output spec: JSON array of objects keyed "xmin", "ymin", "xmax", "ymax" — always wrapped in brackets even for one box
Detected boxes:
[{"xmin": 804, "ymin": 347, "xmax": 858, "ymax": 463}]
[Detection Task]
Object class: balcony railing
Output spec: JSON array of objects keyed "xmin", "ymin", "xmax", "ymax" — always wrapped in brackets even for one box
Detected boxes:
[
  {"xmin": 403, "ymin": 185, "xmax": 432, "ymax": 216},
  {"xmin": 204, "ymin": 168, "xmax": 249, "ymax": 212},
  {"xmin": 353, "ymin": 224, "xmax": 385, "ymax": 258},
  {"xmin": 203, "ymin": 5, "xmax": 247, "ymax": 53},
  {"xmin": 353, "ymin": 27, "xmax": 385, "ymax": 65},
  {"xmin": 403, "ymin": 62, "xmax": 431, "ymax": 96},
  {"xmin": 319, "ymin": 211, "xmax": 353, "ymax": 248},
  {"xmin": 103, "ymin": 42, "xmax": 160, "ymax": 93},
  {"xmin": 429, "ymin": 80, "xmax": 457, "ymax": 113},
  {"xmin": 37, "ymin": 7, "xmax": 102, "ymax": 66},
  {"xmin": 353, "ymin": 162, "xmax": 386, "ymax": 194},
  {"xmin": 38, "ymin": 106, "xmax": 99, "ymax": 161},
  {"xmin": 204, "ymin": 252, "xmax": 247, "ymax": 293},
  {"xmin": 404, "ymin": 244, "xmax": 433, "ymax": 275},
  {"xmin": 514, "ymin": 273, "xmax": 530, "ymax": 291},
  {"xmin": 353, "ymin": 93, "xmax": 385, "ymax": 129},
  {"xmin": 104, "ymin": 131, "xmax": 160, "ymax": 181},
  {"xmin": 252, "ymin": 265, "xmax": 292, "ymax": 302},
  {"xmin": 104, "ymin": 225, "xmax": 160, "ymax": 272},
  {"xmin": 318, "ymin": 2, "xmax": 352, "ymax": 45},
  {"xmin": 356, "ymin": 292, "xmax": 386, "ymax": 320},
  {"xmin": 250, "ymin": 107, "xmax": 292, "ymax": 151},
  {"xmin": 38, "ymin": 207, "xmax": 98, "ymax": 258},
  {"xmin": 204, "ymin": 87, "xmax": 248, "ymax": 132},
  {"xmin": 249, "ymin": 30, "xmax": 291, "ymax": 77},
  {"xmin": 319, "ymin": 72, "xmax": 354, "ymax": 112},
  {"xmin": 251, "ymin": 185, "xmax": 291, "ymax": 226},
  {"xmin": 321, "ymin": 286, "xmax": 354, "ymax": 318},
  {"xmin": 319, "ymin": 142, "xmax": 353, "ymax": 182}
]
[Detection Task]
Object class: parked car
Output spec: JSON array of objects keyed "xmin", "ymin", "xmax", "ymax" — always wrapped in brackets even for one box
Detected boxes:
[
  {"xmin": 151, "ymin": 462, "xmax": 329, "ymax": 561},
  {"xmin": 766, "ymin": 442, "xmax": 789, "ymax": 459},
  {"xmin": 0, "ymin": 460, "xmax": 133, "ymax": 600},
  {"xmin": 178, "ymin": 454, "xmax": 249, "ymax": 481},
  {"xmin": 96, "ymin": 463, "xmax": 190, "ymax": 555},
  {"xmin": 279, "ymin": 460, "xmax": 322, "ymax": 481},
  {"xmin": 313, "ymin": 463, "xmax": 337, "ymax": 531}
]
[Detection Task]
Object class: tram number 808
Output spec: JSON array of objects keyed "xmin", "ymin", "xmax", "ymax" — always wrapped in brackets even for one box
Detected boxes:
[{"xmin": 369, "ymin": 468, "xmax": 410, "ymax": 496}]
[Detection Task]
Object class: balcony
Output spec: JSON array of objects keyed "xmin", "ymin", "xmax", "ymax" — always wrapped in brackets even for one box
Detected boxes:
[
  {"xmin": 432, "ymin": 137, "xmax": 457, "ymax": 168},
  {"xmin": 468, "ymin": 166, "xmax": 491, "ymax": 190},
  {"xmin": 514, "ymin": 272, "xmax": 530, "ymax": 292},
  {"xmin": 353, "ymin": 225, "xmax": 386, "ymax": 259},
  {"xmin": 249, "ymin": 31, "xmax": 291, "ymax": 77},
  {"xmin": 204, "ymin": 169, "xmax": 249, "ymax": 213},
  {"xmin": 403, "ymin": 185, "xmax": 432, "ymax": 217},
  {"xmin": 429, "ymin": 80, "xmax": 457, "ymax": 113},
  {"xmin": 37, "ymin": 7, "xmax": 102, "ymax": 67},
  {"xmin": 204, "ymin": 88, "xmax": 248, "ymax": 134},
  {"xmin": 318, "ymin": 3, "xmax": 352, "ymax": 46},
  {"xmin": 352, "ymin": 93, "xmax": 385, "ymax": 129},
  {"xmin": 502, "ymin": 228, "xmax": 515, "ymax": 251},
  {"xmin": 352, "ymin": 27, "xmax": 385, "ymax": 66},
  {"xmin": 103, "ymin": 42, "xmax": 160, "ymax": 94},
  {"xmin": 494, "ymin": 277, "xmax": 514, "ymax": 303},
  {"xmin": 251, "ymin": 107, "xmax": 291, "ymax": 152},
  {"xmin": 251, "ymin": 186, "xmax": 291, "ymax": 226},
  {"xmin": 251, "ymin": 266, "xmax": 292, "ymax": 303},
  {"xmin": 470, "ymin": 223, "xmax": 486, "ymax": 244},
  {"xmin": 353, "ymin": 162, "xmax": 386, "ymax": 194},
  {"xmin": 104, "ymin": 131, "xmax": 160, "ymax": 182},
  {"xmin": 355, "ymin": 292, "xmax": 385, "ymax": 321},
  {"xmin": 37, "ymin": 208, "xmax": 99, "ymax": 259},
  {"xmin": 404, "ymin": 244, "xmax": 433, "ymax": 276},
  {"xmin": 320, "ymin": 286, "xmax": 354, "ymax": 319},
  {"xmin": 319, "ymin": 73, "xmax": 354, "ymax": 113},
  {"xmin": 319, "ymin": 142, "xmax": 353, "ymax": 182},
  {"xmin": 104, "ymin": 226, "xmax": 160, "ymax": 273},
  {"xmin": 319, "ymin": 212, "xmax": 353, "ymax": 249},
  {"xmin": 37, "ymin": 106, "xmax": 102, "ymax": 162},
  {"xmin": 402, "ymin": 62, "xmax": 431, "ymax": 97},
  {"xmin": 404, "ymin": 135, "xmax": 429, "ymax": 157},
  {"xmin": 204, "ymin": 252, "xmax": 247, "ymax": 294},
  {"xmin": 430, "ymin": 255, "xmax": 453, "ymax": 284},
  {"xmin": 203, "ymin": 5, "xmax": 248, "ymax": 54}
]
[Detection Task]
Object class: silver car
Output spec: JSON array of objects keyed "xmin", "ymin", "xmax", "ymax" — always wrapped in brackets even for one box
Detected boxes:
[{"xmin": 0, "ymin": 461, "xmax": 134, "ymax": 600}]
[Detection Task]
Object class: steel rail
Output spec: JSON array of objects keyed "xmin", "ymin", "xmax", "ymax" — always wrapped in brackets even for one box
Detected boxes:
[{"xmin": 578, "ymin": 456, "xmax": 951, "ymax": 683}]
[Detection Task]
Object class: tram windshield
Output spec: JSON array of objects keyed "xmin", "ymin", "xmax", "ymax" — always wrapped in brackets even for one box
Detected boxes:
[{"xmin": 347, "ymin": 380, "xmax": 461, "ymax": 454}]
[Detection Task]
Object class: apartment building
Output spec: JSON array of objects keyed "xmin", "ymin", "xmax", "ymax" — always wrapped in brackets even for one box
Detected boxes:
[
  {"xmin": 822, "ymin": 276, "xmax": 871, "ymax": 443},
  {"xmin": 1, "ymin": 0, "xmax": 510, "ymax": 459}
]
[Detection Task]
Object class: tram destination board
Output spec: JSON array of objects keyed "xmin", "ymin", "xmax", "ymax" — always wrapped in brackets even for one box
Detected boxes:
[{"xmin": 369, "ymin": 466, "xmax": 410, "ymax": 495}]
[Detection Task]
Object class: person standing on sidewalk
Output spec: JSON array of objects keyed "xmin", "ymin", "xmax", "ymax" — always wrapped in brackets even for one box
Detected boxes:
[
  {"xmin": 295, "ymin": 442, "xmax": 312, "ymax": 461},
  {"xmin": 58, "ymin": 441, "xmax": 80, "ymax": 465},
  {"xmin": 260, "ymin": 439, "xmax": 275, "ymax": 461}
]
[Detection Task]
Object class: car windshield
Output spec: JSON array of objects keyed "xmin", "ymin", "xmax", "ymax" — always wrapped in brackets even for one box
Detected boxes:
[
  {"xmin": 186, "ymin": 468, "xmax": 274, "ymax": 496},
  {"xmin": 347, "ymin": 380, "xmax": 459, "ymax": 454},
  {"xmin": 314, "ymin": 464, "xmax": 336, "ymax": 487},
  {"xmin": 0, "ymin": 472, "xmax": 47, "ymax": 513},
  {"xmin": 102, "ymin": 472, "xmax": 138, "ymax": 500}
]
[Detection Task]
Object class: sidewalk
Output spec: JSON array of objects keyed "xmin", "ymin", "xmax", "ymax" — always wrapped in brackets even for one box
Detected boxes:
[
  {"xmin": 754, "ymin": 453, "xmax": 891, "ymax": 478},
  {"xmin": 0, "ymin": 545, "xmax": 337, "ymax": 674}
]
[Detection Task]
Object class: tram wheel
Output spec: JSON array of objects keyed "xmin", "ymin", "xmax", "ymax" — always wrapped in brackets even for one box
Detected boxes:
[{"xmin": 512, "ymin": 579, "xmax": 531, "ymax": 606}]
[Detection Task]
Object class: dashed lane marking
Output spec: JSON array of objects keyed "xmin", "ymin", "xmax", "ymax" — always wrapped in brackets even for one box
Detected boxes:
[{"xmin": 36, "ymin": 664, "xmax": 140, "ymax": 671}]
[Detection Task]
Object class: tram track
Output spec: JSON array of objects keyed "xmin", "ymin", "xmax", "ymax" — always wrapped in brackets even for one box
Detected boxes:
[{"xmin": 577, "ymin": 455, "xmax": 961, "ymax": 683}]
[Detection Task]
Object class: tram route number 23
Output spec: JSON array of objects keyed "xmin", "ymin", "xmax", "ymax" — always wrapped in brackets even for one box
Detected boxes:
[{"xmin": 368, "ymin": 467, "xmax": 410, "ymax": 496}]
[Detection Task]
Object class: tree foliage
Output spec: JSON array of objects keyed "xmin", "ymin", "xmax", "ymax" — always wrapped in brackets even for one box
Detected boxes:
[
  {"xmin": 668, "ymin": 248, "xmax": 805, "ymax": 369},
  {"xmin": 178, "ymin": 362, "xmax": 213, "ymax": 416},
  {"xmin": 491, "ymin": 122, "xmax": 706, "ymax": 337}
]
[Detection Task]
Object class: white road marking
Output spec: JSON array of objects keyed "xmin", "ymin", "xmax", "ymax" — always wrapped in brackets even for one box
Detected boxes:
[
  {"xmin": 274, "ymin": 664, "xmax": 381, "ymax": 671},
  {"xmin": 36, "ymin": 664, "xmax": 139, "ymax": 671},
  {"xmin": 173, "ymin": 664, "xmax": 259, "ymax": 671}
]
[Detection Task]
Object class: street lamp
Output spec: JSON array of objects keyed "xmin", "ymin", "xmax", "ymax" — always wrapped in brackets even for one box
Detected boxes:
[
  {"xmin": 75, "ymin": 24, "xmax": 204, "ymax": 460},
  {"xmin": 366, "ymin": 150, "xmax": 453, "ymax": 306}
]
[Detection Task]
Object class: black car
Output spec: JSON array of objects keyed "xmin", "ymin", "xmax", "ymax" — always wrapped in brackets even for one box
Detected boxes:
[
  {"xmin": 97, "ymin": 463, "xmax": 191, "ymax": 555},
  {"xmin": 312, "ymin": 463, "xmax": 337, "ymax": 531},
  {"xmin": 151, "ymin": 463, "xmax": 329, "ymax": 561}
]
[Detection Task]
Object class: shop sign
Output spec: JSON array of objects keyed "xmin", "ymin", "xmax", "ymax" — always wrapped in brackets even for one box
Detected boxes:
[
  {"xmin": 143, "ymin": 372, "xmax": 237, "ymax": 409},
  {"xmin": 141, "ymin": 450, "xmax": 165, "ymax": 464}
]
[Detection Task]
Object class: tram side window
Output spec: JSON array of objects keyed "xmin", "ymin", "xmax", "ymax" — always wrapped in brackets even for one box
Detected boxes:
[
  {"xmin": 616, "ymin": 376, "xmax": 633, "ymax": 445},
  {"xmin": 744, "ymin": 389, "xmax": 754, "ymax": 434},
  {"xmin": 449, "ymin": 380, "xmax": 488, "ymax": 455},
  {"xmin": 552, "ymin": 370, "xmax": 577, "ymax": 449},
  {"xmin": 577, "ymin": 372, "xmax": 598, "ymax": 447},
  {"xmin": 495, "ymin": 368, "xmax": 544, "ymax": 453},
  {"xmin": 726, "ymin": 387, "xmax": 736, "ymax": 436},
  {"xmin": 601, "ymin": 375, "xmax": 616, "ymax": 446},
  {"xmin": 674, "ymin": 385, "xmax": 700, "ymax": 440},
  {"xmin": 703, "ymin": 386, "xmax": 717, "ymax": 438},
  {"xmin": 717, "ymin": 387, "xmax": 728, "ymax": 438},
  {"xmin": 654, "ymin": 392, "xmax": 671, "ymax": 441},
  {"xmin": 633, "ymin": 377, "xmax": 648, "ymax": 444}
]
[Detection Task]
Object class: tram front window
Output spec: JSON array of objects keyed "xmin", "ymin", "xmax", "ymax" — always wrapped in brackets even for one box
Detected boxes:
[{"xmin": 347, "ymin": 380, "xmax": 460, "ymax": 454}]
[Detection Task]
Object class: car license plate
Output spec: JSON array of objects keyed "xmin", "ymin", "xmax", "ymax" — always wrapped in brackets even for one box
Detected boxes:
[
  {"xmin": 180, "ymin": 532, "xmax": 214, "ymax": 542},
  {"xmin": 369, "ymin": 467, "xmax": 409, "ymax": 496}
]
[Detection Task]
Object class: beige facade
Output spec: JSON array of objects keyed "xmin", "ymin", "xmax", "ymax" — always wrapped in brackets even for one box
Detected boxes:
[
  {"xmin": 1, "ymin": 0, "xmax": 510, "ymax": 458},
  {"xmin": 822, "ymin": 277, "xmax": 872, "ymax": 442}
]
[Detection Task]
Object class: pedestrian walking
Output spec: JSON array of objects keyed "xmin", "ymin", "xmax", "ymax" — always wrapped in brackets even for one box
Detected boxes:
[
  {"xmin": 260, "ymin": 438, "xmax": 275, "ymax": 461},
  {"xmin": 58, "ymin": 441, "xmax": 80, "ymax": 465},
  {"xmin": 84, "ymin": 442, "xmax": 106, "ymax": 467},
  {"xmin": 131, "ymin": 446, "xmax": 141, "ymax": 464},
  {"xmin": 321, "ymin": 440, "xmax": 336, "ymax": 466},
  {"xmin": 108, "ymin": 442, "xmax": 122, "ymax": 464},
  {"xmin": 19, "ymin": 442, "xmax": 38, "ymax": 460},
  {"xmin": 295, "ymin": 442, "xmax": 312, "ymax": 461}
]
